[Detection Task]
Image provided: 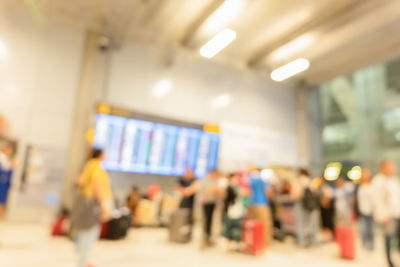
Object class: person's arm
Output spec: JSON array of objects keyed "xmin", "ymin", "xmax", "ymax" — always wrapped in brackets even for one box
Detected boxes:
[
  {"xmin": 176, "ymin": 184, "xmax": 185, "ymax": 195},
  {"xmin": 207, "ymin": 185, "xmax": 222, "ymax": 196},
  {"xmin": 290, "ymin": 180, "xmax": 302, "ymax": 200},
  {"xmin": 266, "ymin": 186, "xmax": 274, "ymax": 200},
  {"xmin": 188, "ymin": 181, "xmax": 199, "ymax": 195}
]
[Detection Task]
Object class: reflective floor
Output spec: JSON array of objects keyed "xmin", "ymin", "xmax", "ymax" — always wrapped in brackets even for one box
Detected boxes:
[{"xmin": 0, "ymin": 222, "xmax": 388, "ymax": 267}]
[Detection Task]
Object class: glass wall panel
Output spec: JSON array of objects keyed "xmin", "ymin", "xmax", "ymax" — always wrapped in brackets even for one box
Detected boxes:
[{"xmin": 315, "ymin": 58, "xmax": 400, "ymax": 174}]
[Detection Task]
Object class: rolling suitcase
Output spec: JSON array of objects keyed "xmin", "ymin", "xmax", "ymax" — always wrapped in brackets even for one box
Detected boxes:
[
  {"xmin": 242, "ymin": 220, "xmax": 265, "ymax": 254},
  {"xmin": 51, "ymin": 217, "xmax": 69, "ymax": 236},
  {"xmin": 169, "ymin": 209, "xmax": 192, "ymax": 243},
  {"xmin": 335, "ymin": 226, "xmax": 355, "ymax": 259},
  {"xmin": 107, "ymin": 215, "xmax": 130, "ymax": 240}
]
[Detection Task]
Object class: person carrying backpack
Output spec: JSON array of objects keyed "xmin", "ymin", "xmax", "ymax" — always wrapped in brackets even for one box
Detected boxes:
[{"xmin": 292, "ymin": 168, "xmax": 319, "ymax": 247}]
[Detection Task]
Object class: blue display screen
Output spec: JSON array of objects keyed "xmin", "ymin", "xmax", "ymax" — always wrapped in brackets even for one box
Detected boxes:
[{"xmin": 94, "ymin": 114, "xmax": 219, "ymax": 178}]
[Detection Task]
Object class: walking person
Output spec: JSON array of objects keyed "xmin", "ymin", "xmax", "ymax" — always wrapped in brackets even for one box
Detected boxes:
[
  {"xmin": 373, "ymin": 160, "xmax": 400, "ymax": 267},
  {"xmin": 292, "ymin": 169, "xmax": 319, "ymax": 247},
  {"xmin": 199, "ymin": 170, "xmax": 222, "ymax": 248},
  {"xmin": 72, "ymin": 148, "xmax": 113, "ymax": 267},
  {"xmin": 357, "ymin": 169, "xmax": 375, "ymax": 251}
]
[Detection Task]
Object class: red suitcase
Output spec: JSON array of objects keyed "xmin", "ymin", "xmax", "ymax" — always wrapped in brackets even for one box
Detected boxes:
[
  {"xmin": 335, "ymin": 226, "xmax": 355, "ymax": 260},
  {"xmin": 100, "ymin": 221, "xmax": 110, "ymax": 239},
  {"xmin": 242, "ymin": 220, "xmax": 265, "ymax": 254},
  {"xmin": 51, "ymin": 217, "xmax": 69, "ymax": 236}
]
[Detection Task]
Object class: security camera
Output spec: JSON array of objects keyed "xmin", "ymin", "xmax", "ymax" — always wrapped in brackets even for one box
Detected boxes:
[{"xmin": 98, "ymin": 36, "xmax": 111, "ymax": 52}]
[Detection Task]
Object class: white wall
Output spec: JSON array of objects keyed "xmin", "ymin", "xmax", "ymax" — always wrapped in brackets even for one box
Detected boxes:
[
  {"xmin": 106, "ymin": 42, "xmax": 297, "ymax": 134},
  {"xmin": 0, "ymin": 8, "xmax": 85, "ymax": 149},
  {"xmin": 0, "ymin": 7, "xmax": 85, "ymax": 222}
]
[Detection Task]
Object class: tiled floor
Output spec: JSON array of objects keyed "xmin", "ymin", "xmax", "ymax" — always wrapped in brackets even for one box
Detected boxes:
[{"xmin": 0, "ymin": 222, "xmax": 390, "ymax": 267}]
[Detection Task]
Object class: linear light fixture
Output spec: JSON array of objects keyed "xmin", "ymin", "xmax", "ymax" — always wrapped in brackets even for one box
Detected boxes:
[
  {"xmin": 200, "ymin": 29, "xmax": 236, "ymax": 58},
  {"xmin": 270, "ymin": 58, "xmax": 310, "ymax": 82},
  {"xmin": 202, "ymin": 0, "xmax": 246, "ymax": 34}
]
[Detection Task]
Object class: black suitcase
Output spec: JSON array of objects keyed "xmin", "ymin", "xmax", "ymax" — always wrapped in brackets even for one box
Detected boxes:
[
  {"xmin": 169, "ymin": 209, "xmax": 192, "ymax": 243},
  {"xmin": 107, "ymin": 215, "xmax": 130, "ymax": 240}
]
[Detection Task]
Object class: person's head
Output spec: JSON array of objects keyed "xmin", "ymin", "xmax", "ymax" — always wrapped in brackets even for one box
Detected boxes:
[
  {"xmin": 299, "ymin": 168, "xmax": 310, "ymax": 178},
  {"xmin": 361, "ymin": 168, "xmax": 371, "ymax": 184},
  {"xmin": 91, "ymin": 148, "xmax": 105, "ymax": 161},
  {"xmin": 0, "ymin": 143, "xmax": 13, "ymax": 157},
  {"xmin": 228, "ymin": 172, "xmax": 239, "ymax": 185},
  {"xmin": 210, "ymin": 169, "xmax": 220, "ymax": 179},
  {"xmin": 335, "ymin": 177, "xmax": 345, "ymax": 187},
  {"xmin": 183, "ymin": 168, "xmax": 194, "ymax": 180},
  {"xmin": 380, "ymin": 160, "xmax": 396, "ymax": 177},
  {"xmin": 131, "ymin": 185, "xmax": 139, "ymax": 192}
]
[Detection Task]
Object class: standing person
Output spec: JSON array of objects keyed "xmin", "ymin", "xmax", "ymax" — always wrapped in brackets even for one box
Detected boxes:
[
  {"xmin": 334, "ymin": 177, "xmax": 354, "ymax": 227},
  {"xmin": 373, "ymin": 160, "xmax": 400, "ymax": 267},
  {"xmin": 126, "ymin": 186, "xmax": 141, "ymax": 226},
  {"xmin": 222, "ymin": 173, "xmax": 245, "ymax": 247},
  {"xmin": 199, "ymin": 170, "xmax": 222, "ymax": 248},
  {"xmin": 176, "ymin": 168, "xmax": 198, "ymax": 216},
  {"xmin": 0, "ymin": 142, "xmax": 14, "ymax": 219},
  {"xmin": 317, "ymin": 176, "xmax": 335, "ymax": 242},
  {"xmin": 292, "ymin": 169, "xmax": 319, "ymax": 247},
  {"xmin": 357, "ymin": 169, "xmax": 375, "ymax": 251},
  {"xmin": 73, "ymin": 148, "xmax": 113, "ymax": 267},
  {"xmin": 248, "ymin": 169, "xmax": 274, "ymax": 247}
]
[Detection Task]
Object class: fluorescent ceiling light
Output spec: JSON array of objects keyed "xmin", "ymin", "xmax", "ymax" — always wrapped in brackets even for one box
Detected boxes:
[
  {"xmin": 210, "ymin": 94, "xmax": 232, "ymax": 109},
  {"xmin": 203, "ymin": 0, "xmax": 246, "ymax": 34},
  {"xmin": 270, "ymin": 58, "xmax": 310, "ymax": 82},
  {"xmin": 153, "ymin": 80, "xmax": 173, "ymax": 97},
  {"xmin": 200, "ymin": 29, "xmax": 236, "ymax": 58}
]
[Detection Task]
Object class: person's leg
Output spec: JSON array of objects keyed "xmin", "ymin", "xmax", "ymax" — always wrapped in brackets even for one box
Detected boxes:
[
  {"xmin": 264, "ymin": 206, "xmax": 272, "ymax": 246},
  {"xmin": 359, "ymin": 215, "xmax": 368, "ymax": 250},
  {"xmin": 208, "ymin": 203, "xmax": 216, "ymax": 243},
  {"xmin": 366, "ymin": 216, "xmax": 374, "ymax": 251},
  {"xmin": 203, "ymin": 204, "xmax": 213, "ymax": 242},
  {"xmin": 309, "ymin": 210, "xmax": 318, "ymax": 246},
  {"xmin": 397, "ymin": 219, "xmax": 400, "ymax": 252},
  {"xmin": 0, "ymin": 204, "xmax": 4, "ymax": 219},
  {"xmin": 76, "ymin": 226, "xmax": 100, "ymax": 267},
  {"xmin": 385, "ymin": 233, "xmax": 394, "ymax": 267},
  {"xmin": 295, "ymin": 204, "xmax": 305, "ymax": 246}
]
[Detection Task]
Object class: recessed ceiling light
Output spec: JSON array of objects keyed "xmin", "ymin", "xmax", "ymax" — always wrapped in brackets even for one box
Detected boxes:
[
  {"xmin": 153, "ymin": 80, "xmax": 173, "ymax": 97},
  {"xmin": 270, "ymin": 58, "xmax": 310, "ymax": 82},
  {"xmin": 200, "ymin": 29, "xmax": 237, "ymax": 58},
  {"xmin": 210, "ymin": 94, "xmax": 232, "ymax": 109}
]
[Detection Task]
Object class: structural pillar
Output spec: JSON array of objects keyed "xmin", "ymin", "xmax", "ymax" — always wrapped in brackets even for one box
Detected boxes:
[
  {"xmin": 296, "ymin": 86, "xmax": 324, "ymax": 175},
  {"xmin": 62, "ymin": 31, "xmax": 111, "ymax": 209}
]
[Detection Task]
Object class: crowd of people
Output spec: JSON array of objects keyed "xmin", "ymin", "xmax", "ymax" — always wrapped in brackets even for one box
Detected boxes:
[
  {"xmin": 172, "ymin": 160, "xmax": 400, "ymax": 267},
  {"xmin": 3, "ymin": 145, "xmax": 400, "ymax": 267}
]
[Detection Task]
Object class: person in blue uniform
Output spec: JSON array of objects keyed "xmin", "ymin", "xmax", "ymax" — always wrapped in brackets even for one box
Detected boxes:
[{"xmin": 0, "ymin": 142, "xmax": 14, "ymax": 219}]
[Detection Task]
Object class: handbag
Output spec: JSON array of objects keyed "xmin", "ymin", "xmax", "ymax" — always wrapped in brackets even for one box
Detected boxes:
[
  {"xmin": 227, "ymin": 199, "xmax": 246, "ymax": 219},
  {"xmin": 70, "ymin": 182, "xmax": 101, "ymax": 230}
]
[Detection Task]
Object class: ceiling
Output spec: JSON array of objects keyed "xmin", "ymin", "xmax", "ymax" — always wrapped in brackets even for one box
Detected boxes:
[{"xmin": 2, "ymin": 0, "xmax": 400, "ymax": 86}]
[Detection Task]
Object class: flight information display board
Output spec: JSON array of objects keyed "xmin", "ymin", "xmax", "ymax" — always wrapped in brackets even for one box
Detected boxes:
[{"xmin": 94, "ymin": 114, "xmax": 219, "ymax": 178}]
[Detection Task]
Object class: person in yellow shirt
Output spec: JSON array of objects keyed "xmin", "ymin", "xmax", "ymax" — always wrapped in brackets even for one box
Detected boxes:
[{"xmin": 75, "ymin": 148, "xmax": 112, "ymax": 267}]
